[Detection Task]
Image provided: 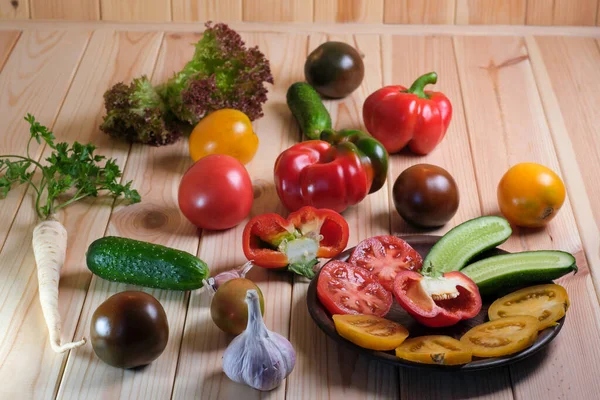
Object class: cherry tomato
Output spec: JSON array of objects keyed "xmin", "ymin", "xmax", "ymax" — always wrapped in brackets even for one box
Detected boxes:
[
  {"xmin": 347, "ymin": 235, "xmax": 423, "ymax": 291},
  {"xmin": 210, "ymin": 278, "xmax": 265, "ymax": 335},
  {"xmin": 395, "ymin": 335, "xmax": 472, "ymax": 365},
  {"xmin": 317, "ymin": 261, "xmax": 392, "ymax": 317},
  {"xmin": 333, "ymin": 314, "xmax": 408, "ymax": 351},
  {"xmin": 189, "ymin": 109, "xmax": 259, "ymax": 165},
  {"xmin": 460, "ymin": 315, "xmax": 539, "ymax": 358},
  {"xmin": 488, "ymin": 284, "xmax": 570, "ymax": 330},
  {"xmin": 178, "ymin": 154, "xmax": 253, "ymax": 230},
  {"xmin": 392, "ymin": 164, "xmax": 459, "ymax": 228},
  {"xmin": 497, "ymin": 162, "xmax": 566, "ymax": 228}
]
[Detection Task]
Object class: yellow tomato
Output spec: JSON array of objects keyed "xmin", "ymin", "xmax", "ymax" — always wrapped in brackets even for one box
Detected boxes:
[
  {"xmin": 395, "ymin": 335, "xmax": 472, "ymax": 365},
  {"xmin": 488, "ymin": 284, "xmax": 570, "ymax": 330},
  {"xmin": 333, "ymin": 314, "xmax": 409, "ymax": 351},
  {"xmin": 497, "ymin": 162, "xmax": 566, "ymax": 228},
  {"xmin": 460, "ymin": 315, "xmax": 539, "ymax": 358},
  {"xmin": 189, "ymin": 109, "xmax": 259, "ymax": 165}
]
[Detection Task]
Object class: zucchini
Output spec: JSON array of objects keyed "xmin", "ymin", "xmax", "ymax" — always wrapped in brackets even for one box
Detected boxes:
[
  {"xmin": 423, "ymin": 216, "xmax": 512, "ymax": 275},
  {"xmin": 462, "ymin": 250, "xmax": 577, "ymax": 296},
  {"xmin": 86, "ymin": 236, "xmax": 209, "ymax": 290}
]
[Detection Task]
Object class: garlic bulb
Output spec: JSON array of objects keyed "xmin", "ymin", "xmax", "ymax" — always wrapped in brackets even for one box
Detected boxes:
[
  {"xmin": 201, "ymin": 261, "xmax": 254, "ymax": 297},
  {"xmin": 222, "ymin": 289, "xmax": 296, "ymax": 391}
]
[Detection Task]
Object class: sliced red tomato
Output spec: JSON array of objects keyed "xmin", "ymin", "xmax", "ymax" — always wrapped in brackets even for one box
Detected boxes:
[
  {"xmin": 348, "ymin": 235, "xmax": 423, "ymax": 291},
  {"xmin": 317, "ymin": 261, "xmax": 393, "ymax": 317}
]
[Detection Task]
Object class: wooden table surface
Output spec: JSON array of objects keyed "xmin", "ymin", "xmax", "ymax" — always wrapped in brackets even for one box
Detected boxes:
[{"xmin": 0, "ymin": 20, "xmax": 599, "ymax": 400}]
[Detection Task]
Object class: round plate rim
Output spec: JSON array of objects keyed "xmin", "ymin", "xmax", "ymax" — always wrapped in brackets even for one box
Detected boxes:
[{"xmin": 306, "ymin": 234, "xmax": 566, "ymax": 372}]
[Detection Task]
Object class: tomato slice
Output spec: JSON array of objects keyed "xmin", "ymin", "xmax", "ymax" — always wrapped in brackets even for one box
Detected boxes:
[
  {"xmin": 488, "ymin": 284, "xmax": 570, "ymax": 330},
  {"xmin": 317, "ymin": 261, "xmax": 393, "ymax": 317},
  {"xmin": 332, "ymin": 314, "xmax": 409, "ymax": 351},
  {"xmin": 348, "ymin": 235, "xmax": 423, "ymax": 291},
  {"xmin": 395, "ymin": 335, "xmax": 472, "ymax": 365},
  {"xmin": 460, "ymin": 315, "xmax": 539, "ymax": 358}
]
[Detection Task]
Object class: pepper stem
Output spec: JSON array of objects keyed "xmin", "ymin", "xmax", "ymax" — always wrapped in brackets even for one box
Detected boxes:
[
  {"xmin": 245, "ymin": 289, "xmax": 268, "ymax": 337},
  {"xmin": 402, "ymin": 72, "xmax": 438, "ymax": 99},
  {"xmin": 287, "ymin": 259, "xmax": 319, "ymax": 279}
]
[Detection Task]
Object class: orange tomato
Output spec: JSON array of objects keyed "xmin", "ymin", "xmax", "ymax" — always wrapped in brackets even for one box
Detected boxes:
[
  {"xmin": 189, "ymin": 109, "xmax": 259, "ymax": 164},
  {"xmin": 497, "ymin": 163, "xmax": 566, "ymax": 228}
]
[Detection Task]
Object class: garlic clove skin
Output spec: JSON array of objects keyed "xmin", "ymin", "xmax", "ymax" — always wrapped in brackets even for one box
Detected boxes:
[
  {"xmin": 199, "ymin": 262, "xmax": 255, "ymax": 298},
  {"xmin": 222, "ymin": 289, "xmax": 296, "ymax": 391}
]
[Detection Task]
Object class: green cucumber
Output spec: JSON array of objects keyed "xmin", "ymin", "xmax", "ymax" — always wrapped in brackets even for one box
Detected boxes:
[
  {"xmin": 423, "ymin": 216, "xmax": 512, "ymax": 275},
  {"xmin": 462, "ymin": 251, "xmax": 577, "ymax": 296},
  {"xmin": 86, "ymin": 236, "xmax": 209, "ymax": 290},
  {"xmin": 287, "ymin": 82, "xmax": 332, "ymax": 139}
]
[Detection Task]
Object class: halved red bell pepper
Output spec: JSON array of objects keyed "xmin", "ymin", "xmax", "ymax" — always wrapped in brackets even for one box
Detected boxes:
[
  {"xmin": 392, "ymin": 270, "xmax": 482, "ymax": 328},
  {"xmin": 242, "ymin": 206, "xmax": 349, "ymax": 278}
]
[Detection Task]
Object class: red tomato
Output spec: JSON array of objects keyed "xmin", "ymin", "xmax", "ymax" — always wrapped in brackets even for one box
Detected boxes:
[
  {"xmin": 178, "ymin": 154, "xmax": 253, "ymax": 230},
  {"xmin": 317, "ymin": 261, "xmax": 392, "ymax": 317},
  {"xmin": 348, "ymin": 236, "xmax": 423, "ymax": 292}
]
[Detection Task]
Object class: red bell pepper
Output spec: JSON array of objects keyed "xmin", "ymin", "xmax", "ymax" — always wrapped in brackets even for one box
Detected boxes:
[
  {"xmin": 274, "ymin": 140, "xmax": 371, "ymax": 213},
  {"xmin": 392, "ymin": 270, "xmax": 482, "ymax": 328},
  {"xmin": 242, "ymin": 206, "xmax": 349, "ymax": 278},
  {"xmin": 363, "ymin": 72, "xmax": 452, "ymax": 155}
]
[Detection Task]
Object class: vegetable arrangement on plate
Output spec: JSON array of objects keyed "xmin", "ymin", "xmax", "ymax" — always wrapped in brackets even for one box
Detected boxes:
[{"xmin": 1, "ymin": 21, "xmax": 580, "ymax": 393}]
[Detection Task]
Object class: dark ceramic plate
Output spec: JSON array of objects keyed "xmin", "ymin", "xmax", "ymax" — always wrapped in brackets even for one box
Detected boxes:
[{"xmin": 307, "ymin": 235, "xmax": 565, "ymax": 371}]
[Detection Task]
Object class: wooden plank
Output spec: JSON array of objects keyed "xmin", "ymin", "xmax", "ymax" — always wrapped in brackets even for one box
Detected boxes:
[
  {"xmin": 455, "ymin": 0, "xmax": 526, "ymax": 24},
  {"xmin": 0, "ymin": 30, "xmax": 88, "ymax": 257},
  {"xmin": 172, "ymin": 0, "xmax": 243, "ymax": 21},
  {"xmin": 31, "ymin": 0, "xmax": 100, "ymax": 20},
  {"xmin": 314, "ymin": 0, "xmax": 384, "ymax": 23},
  {"xmin": 384, "ymin": 34, "xmax": 513, "ymax": 399},
  {"xmin": 527, "ymin": 35, "xmax": 600, "ymax": 302},
  {"xmin": 384, "ymin": 0, "xmax": 455, "ymax": 24},
  {"xmin": 0, "ymin": 0, "xmax": 29, "ymax": 19},
  {"xmin": 526, "ymin": 0, "xmax": 554, "ymax": 25},
  {"xmin": 598, "ymin": 1, "xmax": 600, "ymax": 25},
  {"xmin": 100, "ymin": 0, "xmax": 171, "ymax": 21},
  {"xmin": 170, "ymin": 31, "xmax": 301, "ymax": 399},
  {"xmin": 243, "ymin": 0, "xmax": 313, "ymax": 22},
  {"xmin": 0, "ymin": 30, "xmax": 19, "ymax": 74},
  {"xmin": 552, "ymin": 0, "xmax": 598, "ymax": 26},
  {"xmin": 286, "ymin": 32, "xmax": 399, "ymax": 400},
  {"xmin": 453, "ymin": 35, "xmax": 600, "ymax": 400},
  {"xmin": 51, "ymin": 31, "xmax": 195, "ymax": 398},
  {"xmin": 0, "ymin": 29, "xmax": 95, "ymax": 399}
]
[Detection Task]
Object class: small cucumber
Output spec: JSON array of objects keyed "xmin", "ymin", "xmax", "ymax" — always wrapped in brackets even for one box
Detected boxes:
[
  {"xmin": 462, "ymin": 251, "xmax": 577, "ymax": 296},
  {"xmin": 287, "ymin": 82, "xmax": 332, "ymax": 139},
  {"xmin": 86, "ymin": 236, "xmax": 209, "ymax": 291},
  {"xmin": 423, "ymin": 216, "xmax": 512, "ymax": 275}
]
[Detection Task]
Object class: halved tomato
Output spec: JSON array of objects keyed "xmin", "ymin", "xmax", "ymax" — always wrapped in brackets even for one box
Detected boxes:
[
  {"xmin": 395, "ymin": 335, "xmax": 472, "ymax": 365},
  {"xmin": 332, "ymin": 314, "xmax": 409, "ymax": 351},
  {"xmin": 488, "ymin": 284, "xmax": 569, "ymax": 330},
  {"xmin": 317, "ymin": 261, "xmax": 393, "ymax": 317},
  {"xmin": 460, "ymin": 315, "xmax": 539, "ymax": 358},
  {"xmin": 348, "ymin": 235, "xmax": 423, "ymax": 291}
]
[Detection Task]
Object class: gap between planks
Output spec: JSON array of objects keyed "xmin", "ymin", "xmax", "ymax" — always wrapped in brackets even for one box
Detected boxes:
[{"xmin": 0, "ymin": 20, "xmax": 599, "ymax": 37}]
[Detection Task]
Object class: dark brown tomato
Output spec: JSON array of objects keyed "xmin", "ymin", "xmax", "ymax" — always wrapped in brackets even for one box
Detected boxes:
[
  {"xmin": 210, "ymin": 278, "xmax": 265, "ymax": 335},
  {"xmin": 91, "ymin": 291, "xmax": 169, "ymax": 369},
  {"xmin": 304, "ymin": 41, "xmax": 364, "ymax": 99},
  {"xmin": 392, "ymin": 164, "xmax": 459, "ymax": 228}
]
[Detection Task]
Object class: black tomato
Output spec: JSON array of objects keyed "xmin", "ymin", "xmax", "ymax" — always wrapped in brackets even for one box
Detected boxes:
[
  {"xmin": 90, "ymin": 291, "xmax": 169, "ymax": 369},
  {"xmin": 304, "ymin": 41, "xmax": 364, "ymax": 99},
  {"xmin": 392, "ymin": 164, "xmax": 459, "ymax": 228}
]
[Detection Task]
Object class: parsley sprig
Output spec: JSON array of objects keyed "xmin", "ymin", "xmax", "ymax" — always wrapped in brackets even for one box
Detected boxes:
[{"xmin": 0, "ymin": 114, "xmax": 141, "ymax": 220}]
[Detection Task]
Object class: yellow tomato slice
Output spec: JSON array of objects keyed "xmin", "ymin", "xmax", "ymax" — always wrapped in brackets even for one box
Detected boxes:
[
  {"xmin": 333, "ymin": 314, "xmax": 409, "ymax": 351},
  {"xmin": 395, "ymin": 335, "xmax": 472, "ymax": 365},
  {"xmin": 488, "ymin": 284, "xmax": 570, "ymax": 330},
  {"xmin": 460, "ymin": 315, "xmax": 539, "ymax": 358}
]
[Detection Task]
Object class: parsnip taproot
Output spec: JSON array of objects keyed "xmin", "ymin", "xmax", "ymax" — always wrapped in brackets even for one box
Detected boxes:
[{"xmin": 0, "ymin": 114, "xmax": 140, "ymax": 353}]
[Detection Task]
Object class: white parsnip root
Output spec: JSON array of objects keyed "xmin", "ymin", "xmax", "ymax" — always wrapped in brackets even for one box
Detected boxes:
[{"xmin": 32, "ymin": 220, "xmax": 86, "ymax": 353}]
